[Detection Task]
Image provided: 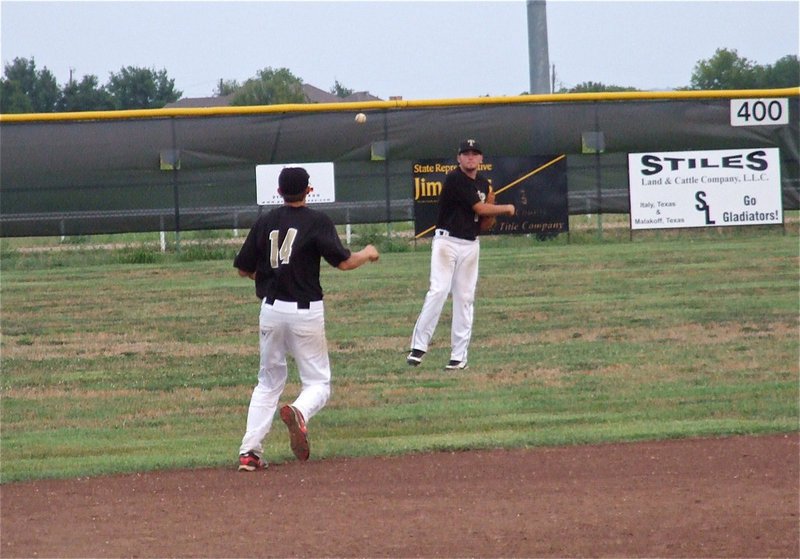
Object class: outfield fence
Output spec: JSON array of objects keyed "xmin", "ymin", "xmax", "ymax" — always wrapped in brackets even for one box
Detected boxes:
[{"xmin": 1, "ymin": 89, "xmax": 797, "ymax": 237}]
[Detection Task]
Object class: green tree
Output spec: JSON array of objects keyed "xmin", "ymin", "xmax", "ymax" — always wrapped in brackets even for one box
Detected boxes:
[
  {"xmin": 0, "ymin": 57, "xmax": 60, "ymax": 113},
  {"xmin": 557, "ymin": 81, "xmax": 639, "ymax": 93},
  {"xmin": 58, "ymin": 75, "xmax": 115, "ymax": 112},
  {"xmin": 330, "ymin": 79, "xmax": 354, "ymax": 98},
  {"xmin": 231, "ymin": 67, "xmax": 305, "ymax": 106},
  {"xmin": 763, "ymin": 55, "xmax": 800, "ymax": 88},
  {"xmin": 690, "ymin": 49, "xmax": 799, "ymax": 89},
  {"xmin": 0, "ymin": 79, "xmax": 32, "ymax": 113},
  {"xmin": 214, "ymin": 79, "xmax": 240, "ymax": 96},
  {"xmin": 690, "ymin": 48, "xmax": 759, "ymax": 89},
  {"xmin": 106, "ymin": 66, "xmax": 182, "ymax": 109}
]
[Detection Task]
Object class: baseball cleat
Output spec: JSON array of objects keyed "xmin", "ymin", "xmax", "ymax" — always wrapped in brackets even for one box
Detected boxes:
[
  {"xmin": 444, "ymin": 359, "xmax": 468, "ymax": 370},
  {"xmin": 238, "ymin": 451, "xmax": 266, "ymax": 471},
  {"xmin": 280, "ymin": 404, "xmax": 310, "ymax": 461},
  {"xmin": 406, "ymin": 349, "xmax": 425, "ymax": 366}
]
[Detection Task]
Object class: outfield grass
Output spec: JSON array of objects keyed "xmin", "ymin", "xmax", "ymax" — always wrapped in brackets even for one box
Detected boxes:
[{"xmin": 1, "ymin": 225, "xmax": 798, "ymax": 483}]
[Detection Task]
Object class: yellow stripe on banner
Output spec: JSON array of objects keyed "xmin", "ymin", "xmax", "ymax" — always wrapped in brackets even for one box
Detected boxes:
[
  {"xmin": 493, "ymin": 154, "xmax": 566, "ymax": 196},
  {"xmin": 415, "ymin": 225, "xmax": 437, "ymax": 240}
]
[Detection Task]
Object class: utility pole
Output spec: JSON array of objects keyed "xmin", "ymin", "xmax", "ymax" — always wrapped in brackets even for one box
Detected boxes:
[{"xmin": 527, "ymin": 0, "xmax": 551, "ymax": 94}]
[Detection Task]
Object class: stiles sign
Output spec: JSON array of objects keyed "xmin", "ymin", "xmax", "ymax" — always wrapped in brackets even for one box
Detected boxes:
[
  {"xmin": 628, "ymin": 148, "xmax": 783, "ymax": 230},
  {"xmin": 412, "ymin": 155, "xmax": 568, "ymax": 238}
]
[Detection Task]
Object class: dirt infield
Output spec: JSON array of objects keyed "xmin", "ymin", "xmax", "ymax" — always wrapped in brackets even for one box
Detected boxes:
[{"xmin": 2, "ymin": 433, "xmax": 797, "ymax": 558}]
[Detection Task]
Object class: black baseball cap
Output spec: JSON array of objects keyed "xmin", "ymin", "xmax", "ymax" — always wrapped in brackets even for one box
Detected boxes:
[
  {"xmin": 458, "ymin": 138, "xmax": 482, "ymax": 154},
  {"xmin": 278, "ymin": 167, "xmax": 310, "ymax": 195}
]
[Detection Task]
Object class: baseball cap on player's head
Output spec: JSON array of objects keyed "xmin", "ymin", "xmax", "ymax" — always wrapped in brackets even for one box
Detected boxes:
[
  {"xmin": 458, "ymin": 138, "xmax": 482, "ymax": 154},
  {"xmin": 278, "ymin": 167, "xmax": 310, "ymax": 195}
]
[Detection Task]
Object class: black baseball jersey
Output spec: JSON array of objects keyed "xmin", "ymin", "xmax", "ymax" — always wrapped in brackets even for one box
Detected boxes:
[
  {"xmin": 436, "ymin": 167, "xmax": 491, "ymax": 241},
  {"xmin": 234, "ymin": 205, "xmax": 351, "ymax": 303}
]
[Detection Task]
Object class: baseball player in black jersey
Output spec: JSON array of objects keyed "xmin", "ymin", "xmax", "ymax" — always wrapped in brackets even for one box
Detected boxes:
[
  {"xmin": 235, "ymin": 167, "xmax": 379, "ymax": 471},
  {"xmin": 407, "ymin": 139, "xmax": 515, "ymax": 370}
]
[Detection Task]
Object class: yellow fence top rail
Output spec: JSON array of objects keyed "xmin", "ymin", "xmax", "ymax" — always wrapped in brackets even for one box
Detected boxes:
[{"xmin": 1, "ymin": 87, "xmax": 798, "ymax": 123}]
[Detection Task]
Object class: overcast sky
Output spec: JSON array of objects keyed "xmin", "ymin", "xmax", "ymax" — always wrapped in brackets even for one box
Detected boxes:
[{"xmin": 2, "ymin": 0, "xmax": 798, "ymax": 101}]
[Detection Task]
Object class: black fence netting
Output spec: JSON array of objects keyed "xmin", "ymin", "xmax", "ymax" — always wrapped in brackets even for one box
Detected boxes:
[{"xmin": 1, "ymin": 90, "xmax": 797, "ymax": 237}]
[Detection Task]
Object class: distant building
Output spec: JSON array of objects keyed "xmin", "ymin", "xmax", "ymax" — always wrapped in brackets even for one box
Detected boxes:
[{"xmin": 164, "ymin": 84, "xmax": 382, "ymax": 108}]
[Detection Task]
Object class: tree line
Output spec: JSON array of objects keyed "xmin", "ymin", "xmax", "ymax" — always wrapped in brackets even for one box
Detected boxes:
[
  {"xmin": 557, "ymin": 49, "xmax": 798, "ymax": 93},
  {"xmin": 1, "ymin": 60, "xmax": 183, "ymax": 113},
  {"xmin": 1, "ymin": 48, "xmax": 797, "ymax": 114}
]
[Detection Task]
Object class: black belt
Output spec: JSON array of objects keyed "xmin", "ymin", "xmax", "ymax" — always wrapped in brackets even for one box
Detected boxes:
[
  {"xmin": 435, "ymin": 228, "xmax": 475, "ymax": 241},
  {"xmin": 265, "ymin": 297, "xmax": 310, "ymax": 309}
]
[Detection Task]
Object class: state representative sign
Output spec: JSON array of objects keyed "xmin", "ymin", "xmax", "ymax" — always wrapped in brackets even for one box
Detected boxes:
[
  {"xmin": 628, "ymin": 148, "xmax": 783, "ymax": 230},
  {"xmin": 412, "ymin": 155, "xmax": 568, "ymax": 238}
]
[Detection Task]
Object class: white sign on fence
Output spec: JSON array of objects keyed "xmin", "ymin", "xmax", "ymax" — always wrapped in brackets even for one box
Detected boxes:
[
  {"xmin": 255, "ymin": 162, "xmax": 336, "ymax": 206},
  {"xmin": 628, "ymin": 148, "xmax": 783, "ymax": 230}
]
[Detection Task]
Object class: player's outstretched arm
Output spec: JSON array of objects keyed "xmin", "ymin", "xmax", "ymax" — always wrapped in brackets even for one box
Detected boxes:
[
  {"xmin": 338, "ymin": 245, "xmax": 380, "ymax": 271},
  {"xmin": 473, "ymin": 201, "xmax": 515, "ymax": 217}
]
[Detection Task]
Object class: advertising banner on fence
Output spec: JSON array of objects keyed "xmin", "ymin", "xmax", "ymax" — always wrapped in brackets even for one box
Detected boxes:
[
  {"xmin": 628, "ymin": 148, "xmax": 783, "ymax": 230},
  {"xmin": 412, "ymin": 155, "xmax": 568, "ymax": 238},
  {"xmin": 256, "ymin": 162, "xmax": 336, "ymax": 205}
]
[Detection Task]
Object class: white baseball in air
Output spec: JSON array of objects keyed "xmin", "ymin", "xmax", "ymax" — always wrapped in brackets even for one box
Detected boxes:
[{"xmin": 355, "ymin": 113, "xmax": 367, "ymax": 124}]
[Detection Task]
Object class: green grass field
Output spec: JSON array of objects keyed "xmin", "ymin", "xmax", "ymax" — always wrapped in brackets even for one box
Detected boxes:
[{"xmin": 1, "ymin": 224, "xmax": 798, "ymax": 483}]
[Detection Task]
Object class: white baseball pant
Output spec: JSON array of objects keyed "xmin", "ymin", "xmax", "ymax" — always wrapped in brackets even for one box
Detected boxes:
[
  {"xmin": 239, "ymin": 299, "xmax": 331, "ymax": 457},
  {"xmin": 410, "ymin": 233, "xmax": 480, "ymax": 362}
]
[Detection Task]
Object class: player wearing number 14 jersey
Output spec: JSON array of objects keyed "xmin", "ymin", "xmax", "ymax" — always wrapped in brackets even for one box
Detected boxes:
[{"xmin": 234, "ymin": 167, "xmax": 379, "ymax": 471}]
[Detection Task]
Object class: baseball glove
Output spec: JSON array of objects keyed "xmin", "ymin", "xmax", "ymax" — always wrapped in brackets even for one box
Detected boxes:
[{"xmin": 479, "ymin": 186, "xmax": 496, "ymax": 232}]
